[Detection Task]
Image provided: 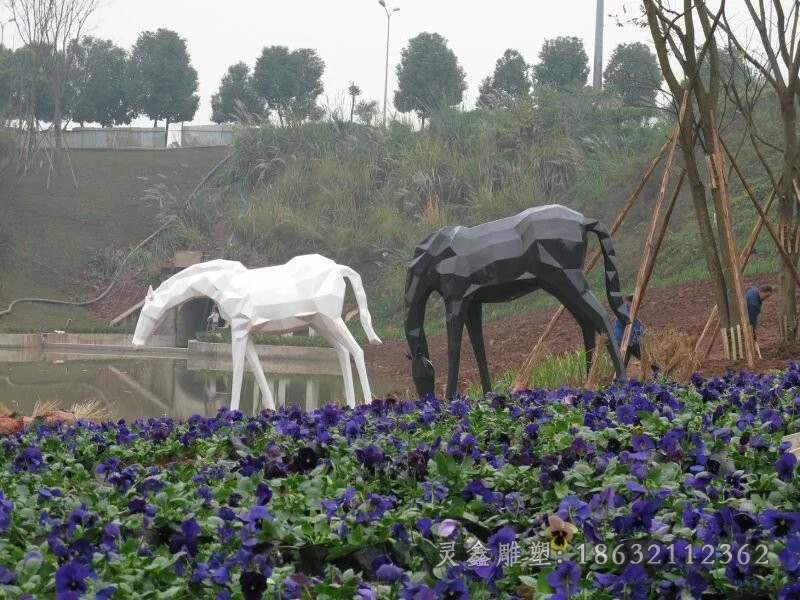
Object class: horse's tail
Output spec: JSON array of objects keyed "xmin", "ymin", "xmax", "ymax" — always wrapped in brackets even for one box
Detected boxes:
[
  {"xmin": 338, "ymin": 265, "xmax": 382, "ymax": 345},
  {"xmin": 584, "ymin": 217, "xmax": 628, "ymax": 324}
]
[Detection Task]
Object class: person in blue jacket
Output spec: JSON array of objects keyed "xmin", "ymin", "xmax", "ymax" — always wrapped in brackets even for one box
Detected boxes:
[
  {"xmin": 614, "ymin": 294, "xmax": 646, "ymax": 367},
  {"xmin": 745, "ymin": 284, "xmax": 774, "ymax": 340}
]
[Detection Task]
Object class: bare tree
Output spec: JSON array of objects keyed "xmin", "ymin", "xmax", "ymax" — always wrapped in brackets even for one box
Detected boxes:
[
  {"xmin": 643, "ymin": 0, "xmax": 748, "ymax": 334},
  {"xmin": 718, "ymin": 0, "xmax": 800, "ymax": 339},
  {"xmin": 6, "ymin": 0, "xmax": 98, "ymax": 153}
]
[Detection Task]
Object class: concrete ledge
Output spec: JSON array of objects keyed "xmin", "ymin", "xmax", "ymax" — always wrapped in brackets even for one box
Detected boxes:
[
  {"xmin": 187, "ymin": 340, "xmax": 340, "ymax": 375},
  {"xmin": 0, "ymin": 333, "xmax": 42, "ymax": 347},
  {"xmin": 41, "ymin": 344, "xmax": 188, "ymax": 359}
]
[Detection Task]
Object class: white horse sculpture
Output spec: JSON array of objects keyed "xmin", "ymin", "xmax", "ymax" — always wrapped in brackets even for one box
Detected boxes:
[{"xmin": 131, "ymin": 254, "xmax": 382, "ymax": 410}]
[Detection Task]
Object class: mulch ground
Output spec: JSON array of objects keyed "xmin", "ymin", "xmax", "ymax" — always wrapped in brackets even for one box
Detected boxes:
[{"xmin": 364, "ymin": 274, "xmax": 800, "ymax": 396}]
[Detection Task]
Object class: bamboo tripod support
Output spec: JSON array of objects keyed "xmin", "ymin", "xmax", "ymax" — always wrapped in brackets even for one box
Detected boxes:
[
  {"xmin": 694, "ymin": 141, "xmax": 800, "ymax": 357},
  {"xmin": 509, "ymin": 136, "xmax": 673, "ymax": 391},
  {"xmin": 619, "ymin": 93, "xmax": 689, "ymax": 361},
  {"xmin": 693, "ymin": 189, "xmax": 777, "ymax": 361}
]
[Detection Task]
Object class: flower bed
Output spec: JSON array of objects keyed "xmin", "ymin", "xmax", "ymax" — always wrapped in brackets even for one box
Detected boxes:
[{"xmin": 2, "ymin": 365, "xmax": 800, "ymax": 599}]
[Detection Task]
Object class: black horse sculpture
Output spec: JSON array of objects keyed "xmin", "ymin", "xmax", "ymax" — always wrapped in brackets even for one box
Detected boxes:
[{"xmin": 404, "ymin": 204, "xmax": 629, "ymax": 398}]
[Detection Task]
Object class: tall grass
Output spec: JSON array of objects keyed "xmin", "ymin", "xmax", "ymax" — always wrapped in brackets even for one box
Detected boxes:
[{"xmin": 464, "ymin": 346, "xmax": 616, "ymax": 398}]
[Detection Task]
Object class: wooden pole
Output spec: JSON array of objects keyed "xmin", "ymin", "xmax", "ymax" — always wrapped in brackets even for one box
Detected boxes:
[
  {"xmin": 709, "ymin": 111, "xmax": 755, "ymax": 368},
  {"xmin": 510, "ymin": 136, "xmax": 673, "ymax": 391},
  {"xmin": 620, "ymin": 92, "xmax": 689, "ymax": 359}
]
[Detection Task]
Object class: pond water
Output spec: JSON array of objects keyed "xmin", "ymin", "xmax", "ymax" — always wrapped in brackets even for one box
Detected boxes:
[{"xmin": 0, "ymin": 354, "xmax": 397, "ymax": 421}]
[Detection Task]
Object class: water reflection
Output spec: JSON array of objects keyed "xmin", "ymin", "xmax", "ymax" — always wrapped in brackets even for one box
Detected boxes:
[{"xmin": 0, "ymin": 355, "xmax": 393, "ymax": 421}]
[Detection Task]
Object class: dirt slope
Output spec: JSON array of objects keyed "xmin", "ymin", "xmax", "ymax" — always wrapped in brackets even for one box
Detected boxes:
[{"xmin": 0, "ymin": 147, "xmax": 229, "ymax": 331}]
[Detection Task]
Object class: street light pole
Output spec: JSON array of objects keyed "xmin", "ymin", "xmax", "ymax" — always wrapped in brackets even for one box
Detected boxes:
[{"xmin": 378, "ymin": 0, "xmax": 399, "ymax": 126}]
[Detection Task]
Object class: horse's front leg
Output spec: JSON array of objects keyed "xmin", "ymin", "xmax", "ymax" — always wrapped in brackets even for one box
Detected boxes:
[
  {"xmin": 445, "ymin": 299, "xmax": 467, "ymax": 399},
  {"xmin": 229, "ymin": 335, "xmax": 248, "ymax": 411},
  {"xmin": 246, "ymin": 339, "xmax": 275, "ymax": 411},
  {"xmin": 465, "ymin": 302, "xmax": 492, "ymax": 394}
]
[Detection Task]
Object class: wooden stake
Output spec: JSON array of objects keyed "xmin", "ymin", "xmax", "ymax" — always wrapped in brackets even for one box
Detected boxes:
[
  {"xmin": 721, "ymin": 328, "xmax": 730, "ymax": 360},
  {"xmin": 511, "ymin": 136, "xmax": 674, "ymax": 391},
  {"xmin": 737, "ymin": 324, "xmax": 744, "ymax": 360}
]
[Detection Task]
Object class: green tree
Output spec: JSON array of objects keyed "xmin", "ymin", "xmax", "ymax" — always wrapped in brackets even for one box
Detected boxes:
[
  {"xmin": 289, "ymin": 48, "xmax": 324, "ymax": 123},
  {"xmin": 532, "ymin": 36, "xmax": 589, "ymax": 91},
  {"xmin": 70, "ymin": 36, "xmax": 133, "ymax": 127},
  {"xmin": 6, "ymin": 44, "xmax": 59, "ymax": 122},
  {"xmin": 394, "ymin": 32, "xmax": 466, "ymax": 127},
  {"xmin": 210, "ymin": 62, "xmax": 265, "ymax": 124},
  {"xmin": 477, "ymin": 48, "xmax": 530, "ymax": 108},
  {"xmin": 354, "ymin": 99, "xmax": 379, "ymax": 125},
  {"xmin": 128, "ymin": 28, "xmax": 199, "ymax": 140},
  {"xmin": 252, "ymin": 45, "xmax": 325, "ymax": 126},
  {"xmin": 0, "ymin": 45, "xmax": 14, "ymax": 116},
  {"xmin": 603, "ymin": 42, "xmax": 662, "ymax": 106}
]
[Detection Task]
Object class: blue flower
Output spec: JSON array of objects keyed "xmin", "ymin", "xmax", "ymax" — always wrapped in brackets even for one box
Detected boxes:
[
  {"xmin": 0, "ymin": 492, "xmax": 13, "ymax": 535},
  {"xmin": 779, "ymin": 580, "xmax": 800, "ymax": 600},
  {"xmin": 546, "ymin": 560, "xmax": 580, "ymax": 598},
  {"xmin": 761, "ymin": 510, "xmax": 800, "ymax": 537},
  {"xmin": 11, "ymin": 446, "xmax": 44, "ymax": 473},
  {"xmin": 355, "ymin": 444, "xmax": 386, "ymax": 470},
  {"xmin": 0, "ymin": 565, "xmax": 17, "ymax": 585},
  {"xmin": 55, "ymin": 561, "xmax": 93, "ymax": 598},
  {"xmin": 399, "ymin": 582, "xmax": 436, "ymax": 599},
  {"xmin": 375, "ymin": 562, "xmax": 405, "ymax": 583},
  {"xmin": 504, "ymin": 492, "xmax": 525, "ymax": 515},
  {"xmin": 593, "ymin": 563, "xmax": 649, "ymax": 600},
  {"xmin": 776, "ymin": 453, "xmax": 797, "ymax": 482},
  {"xmin": 433, "ymin": 578, "xmax": 469, "ymax": 600},
  {"xmin": 168, "ymin": 518, "xmax": 201, "ymax": 556},
  {"xmin": 780, "ymin": 535, "xmax": 800, "ymax": 575},
  {"xmin": 556, "ymin": 494, "xmax": 589, "ymax": 523}
]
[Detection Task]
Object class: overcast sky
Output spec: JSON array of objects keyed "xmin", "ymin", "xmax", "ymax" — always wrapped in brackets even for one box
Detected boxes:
[
  {"xmin": 1, "ymin": 0, "xmax": 759, "ymax": 126},
  {"xmin": 83, "ymin": 0, "xmax": 656, "ymax": 126}
]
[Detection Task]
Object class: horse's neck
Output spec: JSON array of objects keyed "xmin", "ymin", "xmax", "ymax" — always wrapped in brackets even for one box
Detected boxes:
[{"xmin": 155, "ymin": 276, "xmax": 212, "ymax": 314}]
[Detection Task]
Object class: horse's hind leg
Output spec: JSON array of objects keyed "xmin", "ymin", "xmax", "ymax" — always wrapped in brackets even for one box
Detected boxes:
[
  {"xmin": 229, "ymin": 336, "xmax": 248, "ymax": 411},
  {"xmin": 312, "ymin": 319, "xmax": 356, "ymax": 408},
  {"xmin": 245, "ymin": 339, "xmax": 275, "ymax": 410},
  {"xmin": 327, "ymin": 317, "xmax": 374, "ymax": 406},
  {"xmin": 465, "ymin": 302, "xmax": 492, "ymax": 394}
]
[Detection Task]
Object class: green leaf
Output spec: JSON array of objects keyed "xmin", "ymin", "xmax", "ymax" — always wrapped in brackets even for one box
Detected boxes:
[
  {"xmin": 554, "ymin": 481, "xmax": 570, "ymax": 499},
  {"xmin": 648, "ymin": 462, "xmax": 681, "ymax": 487}
]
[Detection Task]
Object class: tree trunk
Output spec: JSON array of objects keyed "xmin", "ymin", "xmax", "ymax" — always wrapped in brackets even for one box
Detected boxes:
[
  {"xmin": 678, "ymin": 114, "xmax": 732, "ymax": 327},
  {"xmin": 779, "ymin": 92, "xmax": 800, "ymax": 339},
  {"xmin": 350, "ymin": 97, "xmax": 355, "ymax": 122},
  {"xmin": 164, "ymin": 118, "xmax": 170, "ymax": 148}
]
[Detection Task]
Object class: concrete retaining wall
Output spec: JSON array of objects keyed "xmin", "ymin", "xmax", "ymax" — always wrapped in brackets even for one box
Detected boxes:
[{"xmin": 187, "ymin": 341, "xmax": 340, "ymax": 375}]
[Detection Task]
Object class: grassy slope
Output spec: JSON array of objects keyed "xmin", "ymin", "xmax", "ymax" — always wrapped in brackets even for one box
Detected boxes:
[{"xmin": 0, "ymin": 147, "xmax": 228, "ymax": 332}]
